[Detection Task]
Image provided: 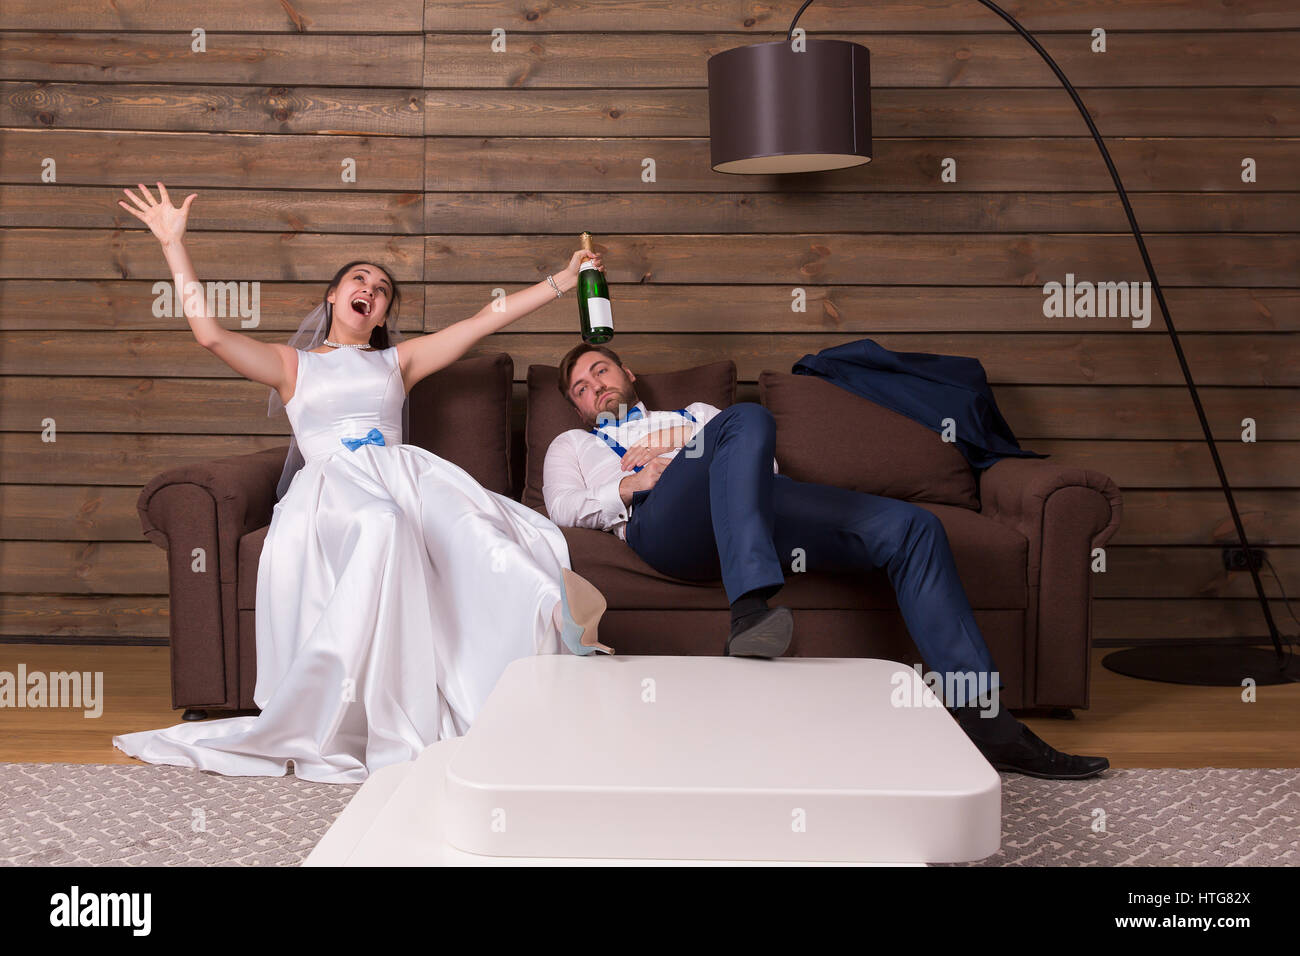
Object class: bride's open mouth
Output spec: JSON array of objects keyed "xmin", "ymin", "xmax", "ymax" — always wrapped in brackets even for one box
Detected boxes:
[{"xmin": 350, "ymin": 297, "xmax": 372, "ymax": 317}]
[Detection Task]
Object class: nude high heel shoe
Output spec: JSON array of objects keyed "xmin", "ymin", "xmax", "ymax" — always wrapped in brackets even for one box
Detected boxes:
[{"xmin": 558, "ymin": 567, "xmax": 613, "ymax": 655}]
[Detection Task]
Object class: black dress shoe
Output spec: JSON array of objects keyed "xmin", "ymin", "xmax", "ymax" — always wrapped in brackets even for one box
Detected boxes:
[
  {"xmin": 973, "ymin": 722, "xmax": 1110, "ymax": 780},
  {"xmin": 724, "ymin": 607, "xmax": 793, "ymax": 658}
]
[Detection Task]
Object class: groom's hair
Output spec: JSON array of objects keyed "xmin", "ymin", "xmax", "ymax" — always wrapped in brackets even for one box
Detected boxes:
[{"xmin": 557, "ymin": 343, "xmax": 626, "ymax": 406}]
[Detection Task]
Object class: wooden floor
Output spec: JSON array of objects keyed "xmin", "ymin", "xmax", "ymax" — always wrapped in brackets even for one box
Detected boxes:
[{"xmin": 2, "ymin": 643, "xmax": 1298, "ymax": 768}]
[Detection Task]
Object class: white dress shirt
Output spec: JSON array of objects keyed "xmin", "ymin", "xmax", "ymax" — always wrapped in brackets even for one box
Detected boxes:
[{"xmin": 543, "ymin": 400, "xmax": 779, "ymax": 540}]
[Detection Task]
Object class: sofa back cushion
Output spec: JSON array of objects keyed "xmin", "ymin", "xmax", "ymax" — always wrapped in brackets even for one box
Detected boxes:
[
  {"xmin": 524, "ymin": 360, "xmax": 737, "ymax": 512},
  {"xmin": 758, "ymin": 370, "xmax": 979, "ymax": 510},
  {"xmin": 406, "ymin": 352, "xmax": 513, "ymax": 496}
]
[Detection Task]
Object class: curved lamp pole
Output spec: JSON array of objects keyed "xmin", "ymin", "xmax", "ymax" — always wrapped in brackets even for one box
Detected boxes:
[{"xmin": 705, "ymin": 0, "xmax": 1294, "ymax": 684}]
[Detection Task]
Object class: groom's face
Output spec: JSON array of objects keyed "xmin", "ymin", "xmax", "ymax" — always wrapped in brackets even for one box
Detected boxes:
[{"xmin": 567, "ymin": 352, "xmax": 639, "ymax": 428}]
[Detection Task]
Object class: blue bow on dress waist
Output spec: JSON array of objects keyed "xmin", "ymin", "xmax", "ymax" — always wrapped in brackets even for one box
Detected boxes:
[{"xmin": 340, "ymin": 427, "xmax": 386, "ymax": 451}]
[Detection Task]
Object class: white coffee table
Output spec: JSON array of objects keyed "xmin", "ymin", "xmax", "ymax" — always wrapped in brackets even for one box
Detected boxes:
[{"xmin": 305, "ymin": 655, "xmax": 1000, "ymax": 866}]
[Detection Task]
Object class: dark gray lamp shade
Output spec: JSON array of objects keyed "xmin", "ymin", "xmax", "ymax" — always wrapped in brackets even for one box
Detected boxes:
[{"xmin": 707, "ymin": 38, "xmax": 872, "ymax": 174}]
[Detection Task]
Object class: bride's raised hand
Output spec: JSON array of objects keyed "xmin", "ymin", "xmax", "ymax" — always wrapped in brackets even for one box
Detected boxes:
[
  {"xmin": 118, "ymin": 181, "xmax": 196, "ymax": 246},
  {"xmin": 558, "ymin": 247, "xmax": 604, "ymax": 286}
]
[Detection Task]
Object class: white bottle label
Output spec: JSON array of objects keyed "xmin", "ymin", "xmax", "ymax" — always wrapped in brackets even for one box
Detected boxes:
[{"xmin": 587, "ymin": 296, "xmax": 613, "ymax": 330}]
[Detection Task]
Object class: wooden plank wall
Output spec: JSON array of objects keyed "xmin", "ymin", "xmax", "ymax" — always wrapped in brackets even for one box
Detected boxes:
[{"xmin": 0, "ymin": 1, "xmax": 1296, "ymax": 647}]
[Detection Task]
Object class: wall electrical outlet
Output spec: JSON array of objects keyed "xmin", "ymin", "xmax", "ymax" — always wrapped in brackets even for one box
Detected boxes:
[{"xmin": 1222, "ymin": 547, "xmax": 1266, "ymax": 572}]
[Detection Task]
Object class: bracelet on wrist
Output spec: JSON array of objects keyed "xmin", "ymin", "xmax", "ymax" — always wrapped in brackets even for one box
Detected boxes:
[{"xmin": 546, "ymin": 274, "xmax": 563, "ymax": 298}]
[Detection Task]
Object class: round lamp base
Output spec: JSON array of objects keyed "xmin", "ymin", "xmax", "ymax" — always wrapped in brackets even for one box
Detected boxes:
[{"xmin": 1101, "ymin": 644, "xmax": 1300, "ymax": 686}]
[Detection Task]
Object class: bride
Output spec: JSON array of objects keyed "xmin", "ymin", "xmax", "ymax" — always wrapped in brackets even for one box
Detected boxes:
[{"xmin": 112, "ymin": 182, "xmax": 610, "ymax": 784}]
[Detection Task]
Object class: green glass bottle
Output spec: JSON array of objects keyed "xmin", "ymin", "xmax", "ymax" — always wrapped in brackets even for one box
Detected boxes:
[{"xmin": 577, "ymin": 231, "xmax": 613, "ymax": 344}]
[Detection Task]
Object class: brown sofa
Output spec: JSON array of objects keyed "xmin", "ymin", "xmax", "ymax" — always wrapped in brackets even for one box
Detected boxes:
[{"xmin": 137, "ymin": 351, "xmax": 1122, "ymax": 720}]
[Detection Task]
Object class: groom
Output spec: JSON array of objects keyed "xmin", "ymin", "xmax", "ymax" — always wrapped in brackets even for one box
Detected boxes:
[{"xmin": 542, "ymin": 343, "xmax": 1109, "ymax": 780}]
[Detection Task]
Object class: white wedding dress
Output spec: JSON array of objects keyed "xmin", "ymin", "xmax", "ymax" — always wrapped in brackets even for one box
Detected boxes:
[{"xmin": 114, "ymin": 345, "xmax": 576, "ymax": 784}]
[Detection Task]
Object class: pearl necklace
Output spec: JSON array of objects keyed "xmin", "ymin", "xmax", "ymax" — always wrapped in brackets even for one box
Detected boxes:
[{"xmin": 323, "ymin": 338, "xmax": 375, "ymax": 350}]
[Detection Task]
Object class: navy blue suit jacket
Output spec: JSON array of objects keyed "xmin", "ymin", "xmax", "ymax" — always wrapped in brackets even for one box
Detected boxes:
[{"xmin": 791, "ymin": 338, "xmax": 1047, "ymax": 470}]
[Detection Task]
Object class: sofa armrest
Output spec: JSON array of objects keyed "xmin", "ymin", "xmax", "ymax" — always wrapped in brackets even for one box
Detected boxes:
[
  {"xmin": 978, "ymin": 457, "xmax": 1123, "ymax": 708},
  {"xmin": 138, "ymin": 445, "xmax": 285, "ymax": 553},
  {"xmin": 136, "ymin": 445, "xmax": 286, "ymax": 709},
  {"xmin": 980, "ymin": 458, "xmax": 1123, "ymax": 569}
]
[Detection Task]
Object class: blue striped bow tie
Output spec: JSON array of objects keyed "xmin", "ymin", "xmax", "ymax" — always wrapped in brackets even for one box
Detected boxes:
[
  {"xmin": 595, "ymin": 404, "xmax": 644, "ymax": 429},
  {"xmin": 340, "ymin": 427, "xmax": 386, "ymax": 451}
]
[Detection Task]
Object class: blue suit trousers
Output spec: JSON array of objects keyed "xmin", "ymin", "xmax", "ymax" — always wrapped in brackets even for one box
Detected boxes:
[{"xmin": 625, "ymin": 403, "xmax": 1000, "ymax": 706}]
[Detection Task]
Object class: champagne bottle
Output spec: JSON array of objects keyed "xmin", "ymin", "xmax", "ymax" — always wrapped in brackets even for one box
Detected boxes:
[{"xmin": 577, "ymin": 231, "xmax": 613, "ymax": 344}]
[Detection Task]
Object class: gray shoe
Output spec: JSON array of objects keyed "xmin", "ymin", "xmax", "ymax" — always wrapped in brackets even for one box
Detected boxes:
[{"xmin": 725, "ymin": 607, "xmax": 793, "ymax": 658}]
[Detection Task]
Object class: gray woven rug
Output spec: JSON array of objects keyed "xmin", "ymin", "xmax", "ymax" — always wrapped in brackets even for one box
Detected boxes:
[{"xmin": 2, "ymin": 763, "xmax": 1296, "ymax": 866}]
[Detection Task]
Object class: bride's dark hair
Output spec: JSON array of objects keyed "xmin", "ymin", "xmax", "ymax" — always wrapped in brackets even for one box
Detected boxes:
[{"xmin": 324, "ymin": 260, "xmax": 402, "ymax": 348}]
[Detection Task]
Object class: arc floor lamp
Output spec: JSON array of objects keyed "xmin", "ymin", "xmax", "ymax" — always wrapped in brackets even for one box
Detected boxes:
[{"xmin": 705, "ymin": 0, "xmax": 1296, "ymax": 684}]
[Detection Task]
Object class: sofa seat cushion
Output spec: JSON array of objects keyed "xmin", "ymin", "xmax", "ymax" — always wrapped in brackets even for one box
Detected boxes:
[
  {"xmin": 564, "ymin": 501, "xmax": 1026, "ymax": 611},
  {"xmin": 523, "ymin": 359, "xmax": 737, "ymax": 512},
  {"xmin": 759, "ymin": 370, "xmax": 980, "ymax": 510},
  {"xmin": 238, "ymin": 524, "xmax": 267, "ymax": 610}
]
